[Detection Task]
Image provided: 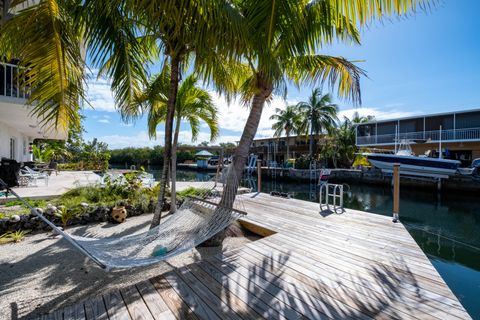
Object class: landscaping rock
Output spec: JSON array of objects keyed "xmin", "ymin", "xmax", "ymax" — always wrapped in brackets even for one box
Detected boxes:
[{"xmin": 10, "ymin": 215, "xmax": 20, "ymax": 222}]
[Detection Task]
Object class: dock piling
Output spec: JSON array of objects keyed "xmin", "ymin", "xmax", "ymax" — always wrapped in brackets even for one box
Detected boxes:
[
  {"xmin": 393, "ymin": 163, "xmax": 400, "ymax": 222},
  {"xmin": 257, "ymin": 160, "xmax": 262, "ymax": 193}
]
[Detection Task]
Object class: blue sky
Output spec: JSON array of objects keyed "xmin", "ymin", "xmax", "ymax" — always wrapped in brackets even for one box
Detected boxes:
[{"xmin": 83, "ymin": 0, "xmax": 480, "ymax": 149}]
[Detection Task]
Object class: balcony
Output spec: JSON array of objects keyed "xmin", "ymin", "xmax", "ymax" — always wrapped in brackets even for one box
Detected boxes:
[
  {"xmin": 357, "ymin": 127, "xmax": 480, "ymax": 146},
  {"xmin": 0, "ymin": 61, "xmax": 30, "ymax": 101}
]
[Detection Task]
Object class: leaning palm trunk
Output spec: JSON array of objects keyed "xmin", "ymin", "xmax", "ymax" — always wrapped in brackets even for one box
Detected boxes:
[
  {"xmin": 150, "ymin": 56, "xmax": 181, "ymax": 229},
  {"xmin": 219, "ymin": 82, "xmax": 273, "ymax": 210},
  {"xmin": 200, "ymin": 86, "xmax": 271, "ymax": 247}
]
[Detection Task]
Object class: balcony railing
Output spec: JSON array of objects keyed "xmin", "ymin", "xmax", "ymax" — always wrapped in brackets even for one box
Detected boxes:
[
  {"xmin": 0, "ymin": 62, "xmax": 30, "ymax": 100},
  {"xmin": 357, "ymin": 127, "xmax": 480, "ymax": 145}
]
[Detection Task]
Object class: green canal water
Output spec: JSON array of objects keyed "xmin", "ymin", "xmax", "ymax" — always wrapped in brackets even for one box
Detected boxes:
[{"xmin": 150, "ymin": 168, "xmax": 480, "ymax": 318}]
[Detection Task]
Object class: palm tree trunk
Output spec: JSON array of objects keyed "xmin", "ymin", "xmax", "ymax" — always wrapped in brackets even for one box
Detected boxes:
[
  {"xmin": 170, "ymin": 115, "xmax": 181, "ymax": 214},
  {"xmin": 150, "ymin": 55, "xmax": 180, "ymax": 229},
  {"xmin": 219, "ymin": 80, "xmax": 273, "ymax": 210},
  {"xmin": 286, "ymin": 131, "xmax": 290, "ymax": 161}
]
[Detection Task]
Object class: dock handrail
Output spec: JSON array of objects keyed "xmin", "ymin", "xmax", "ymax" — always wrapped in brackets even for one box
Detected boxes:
[{"xmin": 319, "ymin": 183, "xmax": 344, "ymax": 213}]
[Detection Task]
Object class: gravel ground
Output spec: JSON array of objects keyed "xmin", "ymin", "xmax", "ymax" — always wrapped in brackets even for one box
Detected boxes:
[{"xmin": 0, "ymin": 213, "xmax": 253, "ymax": 320}]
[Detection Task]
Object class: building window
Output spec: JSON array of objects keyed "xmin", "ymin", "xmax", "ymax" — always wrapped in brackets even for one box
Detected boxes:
[
  {"xmin": 23, "ymin": 139, "xmax": 27, "ymax": 156},
  {"xmin": 9, "ymin": 138, "xmax": 16, "ymax": 160}
]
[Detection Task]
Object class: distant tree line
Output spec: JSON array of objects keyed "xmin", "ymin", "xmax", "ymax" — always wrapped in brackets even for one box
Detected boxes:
[
  {"xmin": 109, "ymin": 142, "xmax": 237, "ymax": 167},
  {"xmin": 109, "ymin": 146, "xmax": 196, "ymax": 167}
]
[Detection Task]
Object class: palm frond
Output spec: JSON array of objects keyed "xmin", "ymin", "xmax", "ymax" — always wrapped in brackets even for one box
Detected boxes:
[
  {"xmin": 0, "ymin": 0, "xmax": 85, "ymax": 131},
  {"xmin": 285, "ymin": 54, "xmax": 366, "ymax": 105}
]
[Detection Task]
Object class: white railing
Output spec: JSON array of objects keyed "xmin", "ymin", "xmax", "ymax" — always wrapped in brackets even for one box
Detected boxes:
[
  {"xmin": 0, "ymin": 61, "xmax": 30, "ymax": 99},
  {"xmin": 357, "ymin": 127, "xmax": 480, "ymax": 145}
]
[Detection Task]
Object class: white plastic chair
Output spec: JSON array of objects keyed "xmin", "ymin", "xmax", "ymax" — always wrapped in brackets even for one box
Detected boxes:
[{"xmin": 20, "ymin": 166, "xmax": 49, "ymax": 186}]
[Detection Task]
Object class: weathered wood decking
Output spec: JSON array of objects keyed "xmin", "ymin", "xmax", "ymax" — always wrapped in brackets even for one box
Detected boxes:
[{"xmin": 39, "ymin": 193, "xmax": 471, "ymax": 320}]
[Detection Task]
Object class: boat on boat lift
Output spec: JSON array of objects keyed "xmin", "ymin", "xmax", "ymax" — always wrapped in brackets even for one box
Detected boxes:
[
  {"xmin": 362, "ymin": 125, "xmax": 468, "ymax": 179},
  {"xmin": 362, "ymin": 144, "xmax": 461, "ymax": 179}
]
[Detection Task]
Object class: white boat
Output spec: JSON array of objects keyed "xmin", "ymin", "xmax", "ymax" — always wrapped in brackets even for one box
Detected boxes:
[{"xmin": 362, "ymin": 141, "xmax": 461, "ymax": 179}]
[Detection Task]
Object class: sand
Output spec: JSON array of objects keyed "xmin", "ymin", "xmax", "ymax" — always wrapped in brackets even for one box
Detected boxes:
[{"xmin": 0, "ymin": 213, "xmax": 253, "ymax": 320}]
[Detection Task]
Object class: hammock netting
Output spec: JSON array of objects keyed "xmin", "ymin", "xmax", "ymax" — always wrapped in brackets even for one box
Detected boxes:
[{"xmin": 0, "ymin": 165, "xmax": 247, "ymax": 271}]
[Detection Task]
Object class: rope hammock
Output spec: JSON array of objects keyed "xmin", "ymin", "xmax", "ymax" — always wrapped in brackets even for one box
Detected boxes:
[{"xmin": 0, "ymin": 166, "xmax": 246, "ymax": 271}]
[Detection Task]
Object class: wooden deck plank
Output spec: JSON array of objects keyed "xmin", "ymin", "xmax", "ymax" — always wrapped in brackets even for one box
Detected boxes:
[
  {"xmin": 207, "ymin": 257, "xmax": 334, "ymax": 319},
  {"xmin": 194, "ymin": 261, "xmax": 287, "ymax": 319},
  {"xmin": 257, "ymin": 234, "xmax": 467, "ymax": 316},
  {"xmin": 161, "ymin": 272, "xmax": 222, "ymax": 320},
  {"xmin": 84, "ymin": 295, "xmax": 108, "ymax": 320},
  {"xmin": 120, "ymin": 285, "xmax": 155, "ymax": 320},
  {"xmin": 63, "ymin": 303, "xmax": 86, "ymax": 320},
  {"xmin": 240, "ymin": 200, "xmax": 444, "ymax": 277},
  {"xmin": 172, "ymin": 267, "xmax": 245, "ymax": 320},
  {"xmin": 199, "ymin": 260, "xmax": 305, "ymax": 320},
  {"xmin": 233, "ymin": 244, "xmax": 463, "ymax": 320},
  {"xmin": 214, "ymin": 253, "xmax": 382, "ymax": 320},
  {"xmin": 241, "ymin": 198, "xmax": 433, "ymax": 263},
  {"xmin": 103, "ymin": 290, "xmax": 131, "ymax": 320},
  {"xmin": 270, "ymin": 228, "xmax": 457, "ymax": 298},
  {"xmin": 184, "ymin": 263, "xmax": 263, "ymax": 319},
  {"xmin": 136, "ymin": 281, "xmax": 176, "ymax": 320},
  {"xmin": 150, "ymin": 276, "xmax": 199, "ymax": 320}
]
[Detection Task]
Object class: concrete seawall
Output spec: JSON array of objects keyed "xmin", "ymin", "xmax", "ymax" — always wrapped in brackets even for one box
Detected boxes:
[{"xmin": 261, "ymin": 167, "xmax": 480, "ymax": 193}]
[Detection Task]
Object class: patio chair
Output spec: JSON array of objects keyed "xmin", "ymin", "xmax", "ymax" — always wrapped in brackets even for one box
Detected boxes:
[
  {"xmin": 20, "ymin": 166, "xmax": 49, "ymax": 186},
  {"xmin": 138, "ymin": 172, "xmax": 156, "ymax": 187}
]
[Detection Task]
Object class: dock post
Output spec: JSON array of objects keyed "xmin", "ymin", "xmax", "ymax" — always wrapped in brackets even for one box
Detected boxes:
[
  {"xmin": 393, "ymin": 163, "xmax": 400, "ymax": 223},
  {"xmin": 257, "ymin": 160, "xmax": 262, "ymax": 193}
]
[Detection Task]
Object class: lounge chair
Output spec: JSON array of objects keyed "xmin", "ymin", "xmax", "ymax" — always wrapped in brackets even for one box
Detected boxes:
[
  {"xmin": 20, "ymin": 166, "xmax": 49, "ymax": 186},
  {"xmin": 138, "ymin": 172, "xmax": 155, "ymax": 187}
]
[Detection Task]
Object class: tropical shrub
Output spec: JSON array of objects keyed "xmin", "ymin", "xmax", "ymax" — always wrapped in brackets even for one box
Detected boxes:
[{"xmin": 0, "ymin": 230, "xmax": 26, "ymax": 244}]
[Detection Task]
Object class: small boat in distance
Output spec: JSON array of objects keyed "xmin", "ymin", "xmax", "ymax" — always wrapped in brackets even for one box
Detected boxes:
[{"xmin": 362, "ymin": 140, "xmax": 461, "ymax": 179}]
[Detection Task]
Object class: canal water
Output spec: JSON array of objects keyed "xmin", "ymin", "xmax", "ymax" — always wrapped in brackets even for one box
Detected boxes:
[{"xmin": 148, "ymin": 167, "xmax": 480, "ymax": 318}]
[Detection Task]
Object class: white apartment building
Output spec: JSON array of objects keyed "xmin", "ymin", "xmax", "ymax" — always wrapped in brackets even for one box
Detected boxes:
[
  {"xmin": 1, "ymin": 1, "xmax": 67, "ymax": 162},
  {"xmin": 0, "ymin": 62, "xmax": 67, "ymax": 162}
]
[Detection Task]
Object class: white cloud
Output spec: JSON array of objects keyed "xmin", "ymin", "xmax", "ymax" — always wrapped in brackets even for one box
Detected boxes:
[
  {"xmin": 338, "ymin": 107, "xmax": 421, "ymax": 122},
  {"xmin": 210, "ymin": 91, "xmax": 299, "ymax": 139},
  {"xmin": 96, "ymin": 129, "xmax": 242, "ymax": 150},
  {"xmin": 98, "ymin": 119, "xmax": 110, "ymax": 124},
  {"xmin": 86, "ymin": 75, "xmax": 116, "ymax": 112},
  {"xmin": 176, "ymin": 130, "xmax": 239, "ymax": 145}
]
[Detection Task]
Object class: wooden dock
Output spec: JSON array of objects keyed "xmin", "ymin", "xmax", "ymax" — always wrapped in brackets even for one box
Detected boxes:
[{"xmin": 37, "ymin": 193, "xmax": 471, "ymax": 319}]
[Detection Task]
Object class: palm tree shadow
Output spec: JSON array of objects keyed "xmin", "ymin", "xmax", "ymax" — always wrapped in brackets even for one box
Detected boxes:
[{"xmin": 15, "ymin": 232, "xmax": 432, "ymax": 320}]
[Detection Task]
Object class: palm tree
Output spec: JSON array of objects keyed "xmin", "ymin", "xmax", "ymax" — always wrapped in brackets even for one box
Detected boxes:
[
  {"xmin": 297, "ymin": 89, "xmax": 338, "ymax": 159},
  {"xmin": 270, "ymin": 106, "xmax": 302, "ymax": 160},
  {"xmin": 135, "ymin": 70, "xmax": 219, "ymax": 213},
  {"xmin": 216, "ymin": 0, "xmax": 428, "ymax": 211},
  {"xmin": 331, "ymin": 118, "xmax": 357, "ymax": 168},
  {"xmin": 62, "ymin": 0, "xmax": 243, "ymax": 228},
  {"xmin": 351, "ymin": 111, "xmax": 375, "ymax": 124}
]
